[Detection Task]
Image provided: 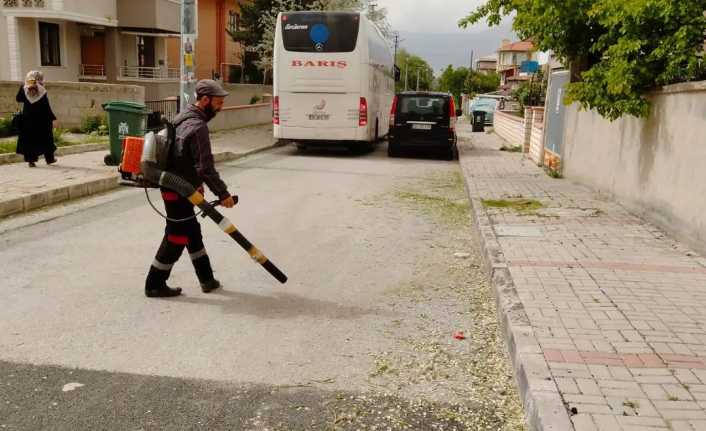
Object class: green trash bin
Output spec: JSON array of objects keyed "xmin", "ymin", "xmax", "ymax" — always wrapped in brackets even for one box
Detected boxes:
[{"xmin": 102, "ymin": 101, "xmax": 149, "ymax": 166}]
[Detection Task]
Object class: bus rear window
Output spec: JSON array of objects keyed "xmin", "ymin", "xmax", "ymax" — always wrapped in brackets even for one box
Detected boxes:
[{"xmin": 282, "ymin": 13, "xmax": 360, "ymax": 53}]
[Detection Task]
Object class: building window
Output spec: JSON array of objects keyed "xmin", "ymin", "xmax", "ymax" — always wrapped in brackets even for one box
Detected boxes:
[
  {"xmin": 39, "ymin": 22, "xmax": 60, "ymax": 66},
  {"xmin": 228, "ymin": 11, "xmax": 240, "ymax": 33}
]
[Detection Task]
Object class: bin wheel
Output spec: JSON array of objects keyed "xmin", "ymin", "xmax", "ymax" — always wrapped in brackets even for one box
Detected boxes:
[{"xmin": 104, "ymin": 154, "xmax": 116, "ymax": 166}]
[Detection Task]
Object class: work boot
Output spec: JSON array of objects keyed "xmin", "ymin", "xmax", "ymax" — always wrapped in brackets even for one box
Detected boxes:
[
  {"xmin": 145, "ymin": 265, "xmax": 182, "ymax": 298},
  {"xmin": 201, "ymin": 279, "xmax": 222, "ymax": 293},
  {"xmin": 145, "ymin": 285, "xmax": 182, "ymax": 298}
]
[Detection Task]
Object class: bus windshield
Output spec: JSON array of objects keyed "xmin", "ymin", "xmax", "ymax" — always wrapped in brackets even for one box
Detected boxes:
[{"xmin": 282, "ymin": 12, "xmax": 360, "ymax": 53}]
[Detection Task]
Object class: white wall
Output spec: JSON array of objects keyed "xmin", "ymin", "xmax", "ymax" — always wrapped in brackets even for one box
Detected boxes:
[
  {"xmin": 562, "ymin": 81, "xmax": 706, "ymax": 255},
  {"xmin": 62, "ymin": 0, "xmax": 117, "ymax": 22},
  {"xmin": 120, "ymin": 34, "xmax": 137, "ymax": 67},
  {"xmin": 0, "ymin": 18, "xmax": 10, "ymax": 81},
  {"xmin": 12, "ymin": 18, "xmax": 81, "ymax": 82}
]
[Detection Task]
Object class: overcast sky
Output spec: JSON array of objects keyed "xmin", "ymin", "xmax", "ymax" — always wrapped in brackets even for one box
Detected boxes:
[
  {"xmin": 374, "ymin": 0, "xmax": 515, "ymax": 72},
  {"xmin": 375, "ymin": 0, "xmax": 493, "ymax": 34}
]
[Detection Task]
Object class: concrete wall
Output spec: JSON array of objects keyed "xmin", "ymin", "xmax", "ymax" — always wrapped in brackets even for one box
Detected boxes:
[
  {"xmin": 528, "ymin": 108, "xmax": 544, "ymax": 165},
  {"xmin": 117, "ymin": 0, "xmax": 179, "ymax": 33},
  {"xmin": 142, "ymin": 82, "xmax": 179, "ymax": 101},
  {"xmin": 0, "ymin": 17, "xmax": 9, "ymax": 81},
  {"xmin": 0, "ymin": 80, "xmax": 144, "ymax": 128},
  {"xmin": 529, "ymin": 125, "xmax": 544, "ymax": 165},
  {"xmin": 208, "ymin": 103, "xmax": 271, "ymax": 132},
  {"xmin": 493, "ymin": 111, "xmax": 525, "ymax": 148},
  {"xmin": 562, "ymin": 80, "xmax": 706, "ymax": 255},
  {"xmin": 223, "ymin": 84, "xmax": 272, "ymax": 106},
  {"xmin": 63, "ymin": 0, "xmax": 117, "ymax": 22}
]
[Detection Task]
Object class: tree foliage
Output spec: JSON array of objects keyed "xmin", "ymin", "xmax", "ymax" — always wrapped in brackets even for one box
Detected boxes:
[
  {"xmin": 464, "ymin": 71, "xmax": 501, "ymax": 96},
  {"xmin": 512, "ymin": 69, "xmax": 546, "ymax": 109},
  {"xmin": 437, "ymin": 66, "xmax": 469, "ymax": 104},
  {"xmin": 395, "ymin": 49, "xmax": 434, "ymax": 92},
  {"xmin": 460, "ymin": 0, "xmax": 706, "ymax": 120}
]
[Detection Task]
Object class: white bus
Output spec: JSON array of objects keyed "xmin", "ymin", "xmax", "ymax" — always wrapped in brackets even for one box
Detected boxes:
[{"xmin": 273, "ymin": 11, "xmax": 396, "ymax": 150}]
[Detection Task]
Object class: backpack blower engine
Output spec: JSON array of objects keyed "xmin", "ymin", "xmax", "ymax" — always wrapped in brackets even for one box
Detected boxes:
[{"xmin": 117, "ymin": 122, "xmax": 287, "ymax": 284}]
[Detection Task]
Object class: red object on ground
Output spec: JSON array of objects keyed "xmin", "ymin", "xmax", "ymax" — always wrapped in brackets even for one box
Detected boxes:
[{"xmin": 453, "ymin": 331, "xmax": 466, "ymax": 340}]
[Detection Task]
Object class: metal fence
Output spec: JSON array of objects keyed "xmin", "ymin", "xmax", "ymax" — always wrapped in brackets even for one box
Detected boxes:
[{"xmin": 145, "ymin": 97, "xmax": 180, "ymax": 124}]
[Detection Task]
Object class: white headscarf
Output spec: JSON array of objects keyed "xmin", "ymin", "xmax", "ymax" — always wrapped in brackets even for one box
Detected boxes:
[{"xmin": 23, "ymin": 70, "xmax": 47, "ymax": 104}]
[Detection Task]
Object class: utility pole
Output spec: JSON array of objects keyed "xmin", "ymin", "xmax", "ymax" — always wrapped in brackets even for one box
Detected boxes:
[
  {"xmin": 470, "ymin": 50, "xmax": 474, "ymax": 71},
  {"xmin": 393, "ymin": 31, "xmax": 400, "ymax": 61},
  {"xmin": 405, "ymin": 62, "xmax": 408, "ymax": 91},
  {"xmin": 416, "ymin": 69, "xmax": 420, "ymax": 91},
  {"xmin": 180, "ymin": 0, "xmax": 198, "ymax": 111}
]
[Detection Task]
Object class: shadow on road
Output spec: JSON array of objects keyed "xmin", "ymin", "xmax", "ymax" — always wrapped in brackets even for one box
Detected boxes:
[{"xmin": 171, "ymin": 289, "xmax": 386, "ymax": 320}]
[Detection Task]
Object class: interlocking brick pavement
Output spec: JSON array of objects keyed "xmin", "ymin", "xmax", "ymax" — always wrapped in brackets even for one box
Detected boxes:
[{"xmin": 458, "ymin": 123, "xmax": 706, "ymax": 431}]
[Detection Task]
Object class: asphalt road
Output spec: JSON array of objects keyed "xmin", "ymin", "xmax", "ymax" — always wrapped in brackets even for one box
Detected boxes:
[{"xmin": 0, "ymin": 141, "xmax": 525, "ymax": 430}]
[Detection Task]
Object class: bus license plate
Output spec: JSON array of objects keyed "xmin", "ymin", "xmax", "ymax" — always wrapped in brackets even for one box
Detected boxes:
[{"xmin": 412, "ymin": 124, "xmax": 432, "ymax": 130}]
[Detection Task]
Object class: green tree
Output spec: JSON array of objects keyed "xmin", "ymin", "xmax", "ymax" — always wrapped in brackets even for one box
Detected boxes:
[
  {"xmin": 396, "ymin": 49, "xmax": 434, "ymax": 92},
  {"xmin": 459, "ymin": 0, "xmax": 706, "ymax": 120},
  {"xmin": 512, "ymin": 69, "xmax": 546, "ymax": 109},
  {"xmin": 233, "ymin": 0, "xmax": 392, "ymax": 82},
  {"xmin": 464, "ymin": 70, "xmax": 501, "ymax": 96},
  {"xmin": 437, "ymin": 65, "xmax": 469, "ymax": 105}
]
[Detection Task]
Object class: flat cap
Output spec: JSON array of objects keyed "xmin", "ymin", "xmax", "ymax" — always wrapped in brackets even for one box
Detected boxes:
[{"xmin": 195, "ymin": 79, "xmax": 229, "ymax": 97}]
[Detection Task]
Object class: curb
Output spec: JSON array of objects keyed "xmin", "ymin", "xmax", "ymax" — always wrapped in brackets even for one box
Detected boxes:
[
  {"xmin": 0, "ymin": 143, "xmax": 108, "ymax": 165},
  {"xmin": 458, "ymin": 143, "xmax": 574, "ymax": 431},
  {"xmin": 0, "ymin": 142, "xmax": 281, "ymax": 219}
]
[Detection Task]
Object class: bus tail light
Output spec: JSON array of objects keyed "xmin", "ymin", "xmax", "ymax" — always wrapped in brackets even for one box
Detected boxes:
[
  {"xmin": 359, "ymin": 97, "xmax": 368, "ymax": 127},
  {"xmin": 273, "ymin": 96, "xmax": 280, "ymax": 125},
  {"xmin": 389, "ymin": 95, "xmax": 398, "ymax": 126}
]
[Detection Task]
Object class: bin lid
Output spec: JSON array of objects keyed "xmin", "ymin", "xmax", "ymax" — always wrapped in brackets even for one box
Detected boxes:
[{"xmin": 102, "ymin": 100, "xmax": 149, "ymax": 114}]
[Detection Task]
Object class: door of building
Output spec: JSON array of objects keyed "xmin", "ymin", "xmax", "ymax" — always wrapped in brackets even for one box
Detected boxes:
[{"xmin": 80, "ymin": 32, "xmax": 105, "ymax": 76}]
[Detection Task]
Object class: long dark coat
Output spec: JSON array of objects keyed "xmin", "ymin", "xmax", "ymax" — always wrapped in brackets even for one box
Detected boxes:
[{"xmin": 15, "ymin": 86, "xmax": 56, "ymax": 162}]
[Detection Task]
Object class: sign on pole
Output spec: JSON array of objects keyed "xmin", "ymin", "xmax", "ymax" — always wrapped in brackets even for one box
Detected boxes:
[
  {"xmin": 520, "ymin": 60, "xmax": 540, "ymax": 74},
  {"xmin": 180, "ymin": 0, "xmax": 198, "ymax": 111}
]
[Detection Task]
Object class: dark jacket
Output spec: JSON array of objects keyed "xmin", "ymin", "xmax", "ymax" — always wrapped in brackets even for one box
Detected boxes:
[
  {"xmin": 171, "ymin": 104, "xmax": 230, "ymax": 200},
  {"xmin": 15, "ymin": 86, "xmax": 56, "ymax": 161}
]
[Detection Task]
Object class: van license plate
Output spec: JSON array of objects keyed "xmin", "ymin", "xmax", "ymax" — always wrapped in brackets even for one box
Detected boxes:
[{"xmin": 412, "ymin": 124, "xmax": 432, "ymax": 130}]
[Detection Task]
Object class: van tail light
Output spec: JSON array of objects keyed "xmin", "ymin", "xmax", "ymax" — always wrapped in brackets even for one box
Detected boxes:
[
  {"xmin": 449, "ymin": 96, "xmax": 457, "ymax": 131},
  {"xmin": 273, "ymin": 96, "xmax": 280, "ymax": 125},
  {"xmin": 359, "ymin": 97, "xmax": 368, "ymax": 127},
  {"xmin": 389, "ymin": 95, "xmax": 398, "ymax": 126}
]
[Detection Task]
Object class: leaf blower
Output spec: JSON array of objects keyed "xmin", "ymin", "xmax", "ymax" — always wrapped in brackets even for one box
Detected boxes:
[{"xmin": 117, "ymin": 124, "xmax": 287, "ymax": 284}]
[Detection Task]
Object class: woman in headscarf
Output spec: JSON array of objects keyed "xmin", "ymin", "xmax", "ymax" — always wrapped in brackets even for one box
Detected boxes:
[{"xmin": 15, "ymin": 71, "xmax": 57, "ymax": 167}]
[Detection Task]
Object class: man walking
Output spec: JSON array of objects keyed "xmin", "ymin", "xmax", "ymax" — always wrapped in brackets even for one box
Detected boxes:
[{"xmin": 145, "ymin": 80, "xmax": 236, "ymax": 298}]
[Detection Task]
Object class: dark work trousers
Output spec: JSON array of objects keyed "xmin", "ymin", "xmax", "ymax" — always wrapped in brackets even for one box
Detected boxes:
[{"xmin": 145, "ymin": 187, "xmax": 215, "ymax": 288}]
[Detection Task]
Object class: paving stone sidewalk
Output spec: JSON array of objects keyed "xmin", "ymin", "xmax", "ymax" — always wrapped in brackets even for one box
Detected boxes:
[
  {"xmin": 458, "ymin": 123, "xmax": 706, "ymax": 431},
  {"xmin": 0, "ymin": 124, "xmax": 276, "ymax": 218}
]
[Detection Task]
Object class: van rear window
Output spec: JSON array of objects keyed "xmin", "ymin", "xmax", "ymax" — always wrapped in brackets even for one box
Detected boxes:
[
  {"xmin": 399, "ymin": 96, "xmax": 448, "ymax": 116},
  {"xmin": 282, "ymin": 13, "xmax": 360, "ymax": 53}
]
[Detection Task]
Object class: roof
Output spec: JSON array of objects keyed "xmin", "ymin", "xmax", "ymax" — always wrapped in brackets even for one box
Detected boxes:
[
  {"xmin": 477, "ymin": 54, "xmax": 498, "ymax": 62},
  {"xmin": 498, "ymin": 40, "xmax": 535, "ymax": 52}
]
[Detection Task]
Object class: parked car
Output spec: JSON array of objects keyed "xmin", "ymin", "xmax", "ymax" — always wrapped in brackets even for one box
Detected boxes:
[
  {"xmin": 388, "ymin": 92, "xmax": 459, "ymax": 160},
  {"xmin": 468, "ymin": 96, "xmax": 500, "ymax": 126}
]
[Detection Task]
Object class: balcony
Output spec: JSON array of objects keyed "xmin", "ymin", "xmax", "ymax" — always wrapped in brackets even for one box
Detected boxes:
[
  {"xmin": 1, "ymin": 0, "xmax": 46, "ymax": 7},
  {"xmin": 119, "ymin": 66, "xmax": 179, "ymax": 81},
  {"xmin": 117, "ymin": 0, "xmax": 179, "ymax": 33},
  {"xmin": 79, "ymin": 64, "xmax": 106, "ymax": 80},
  {"xmin": 1, "ymin": 0, "xmax": 117, "ymax": 27}
]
